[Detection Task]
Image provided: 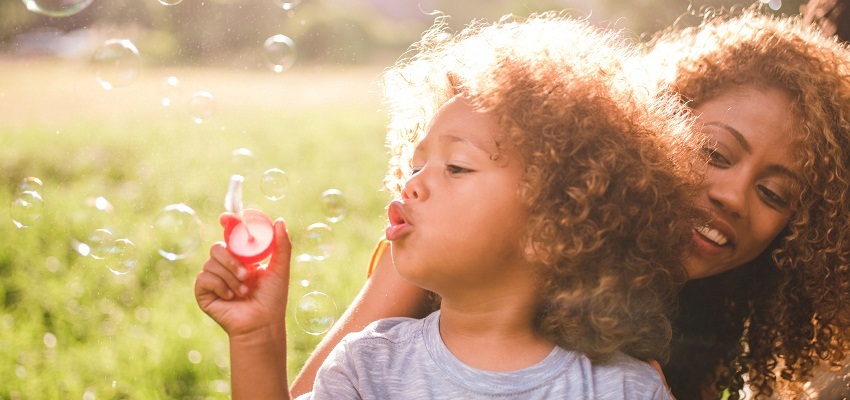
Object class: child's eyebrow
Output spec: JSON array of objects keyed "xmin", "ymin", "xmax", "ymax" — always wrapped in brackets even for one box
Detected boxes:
[{"xmin": 439, "ymin": 133, "xmax": 494, "ymax": 154}]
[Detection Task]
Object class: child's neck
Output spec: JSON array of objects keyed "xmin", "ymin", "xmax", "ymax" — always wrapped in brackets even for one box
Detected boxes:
[{"xmin": 437, "ymin": 295, "xmax": 554, "ymax": 372}]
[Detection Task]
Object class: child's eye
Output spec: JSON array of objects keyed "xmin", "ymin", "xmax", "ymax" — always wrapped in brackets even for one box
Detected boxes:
[
  {"xmin": 702, "ymin": 146, "xmax": 730, "ymax": 167},
  {"xmin": 446, "ymin": 164, "xmax": 471, "ymax": 175},
  {"xmin": 410, "ymin": 167, "xmax": 423, "ymax": 176}
]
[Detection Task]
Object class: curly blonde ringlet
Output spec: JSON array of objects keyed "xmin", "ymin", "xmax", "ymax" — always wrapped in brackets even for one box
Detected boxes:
[
  {"xmin": 646, "ymin": 7, "xmax": 850, "ymax": 399},
  {"xmin": 382, "ymin": 11, "xmax": 704, "ymax": 363}
]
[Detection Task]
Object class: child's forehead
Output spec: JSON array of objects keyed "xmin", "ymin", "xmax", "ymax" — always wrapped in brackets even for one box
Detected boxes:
[{"xmin": 416, "ymin": 96, "xmax": 501, "ymax": 154}]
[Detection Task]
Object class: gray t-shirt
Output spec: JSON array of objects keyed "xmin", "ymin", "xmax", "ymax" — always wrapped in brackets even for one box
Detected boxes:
[{"xmin": 297, "ymin": 310, "xmax": 671, "ymax": 399}]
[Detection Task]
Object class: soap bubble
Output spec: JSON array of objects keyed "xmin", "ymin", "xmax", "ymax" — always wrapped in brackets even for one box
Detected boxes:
[
  {"xmin": 760, "ymin": 0, "xmax": 782, "ymax": 10},
  {"xmin": 161, "ymin": 76, "xmax": 180, "ymax": 107},
  {"xmin": 261, "ymin": 168, "xmax": 288, "ymax": 201},
  {"xmin": 299, "ymin": 223, "xmax": 334, "ymax": 261},
  {"xmin": 15, "ymin": 177, "xmax": 43, "ymax": 194},
  {"xmin": 190, "ymin": 91, "xmax": 216, "ymax": 124},
  {"xmin": 153, "ymin": 203, "xmax": 202, "ymax": 261},
  {"xmin": 43, "ymin": 332, "xmax": 57, "ymax": 349},
  {"xmin": 10, "ymin": 190, "xmax": 44, "ymax": 228},
  {"xmin": 263, "ymin": 35, "xmax": 296, "ymax": 73},
  {"xmin": 158, "ymin": 0, "xmax": 183, "ymax": 5},
  {"xmin": 231, "ymin": 148, "xmax": 255, "ymax": 177},
  {"xmin": 21, "ymin": 0, "xmax": 94, "ymax": 17},
  {"xmin": 188, "ymin": 350, "xmax": 202, "ymax": 364},
  {"xmin": 105, "ymin": 238, "xmax": 138, "ymax": 275},
  {"xmin": 92, "ymin": 39, "xmax": 142, "ymax": 90},
  {"xmin": 295, "ymin": 291, "xmax": 337, "ymax": 335},
  {"xmin": 69, "ymin": 196, "xmax": 114, "ymax": 257},
  {"xmin": 290, "ymin": 255, "xmax": 318, "ymax": 294},
  {"xmin": 87, "ymin": 228, "xmax": 115, "ymax": 260},
  {"xmin": 272, "ymin": 0, "xmax": 301, "ymax": 11},
  {"xmin": 320, "ymin": 189, "xmax": 346, "ymax": 223}
]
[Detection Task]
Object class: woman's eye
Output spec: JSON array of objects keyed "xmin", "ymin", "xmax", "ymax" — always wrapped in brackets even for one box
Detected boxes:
[
  {"xmin": 446, "ymin": 164, "xmax": 471, "ymax": 174},
  {"xmin": 757, "ymin": 185, "xmax": 789, "ymax": 208},
  {"xmin": 702, "ymin": 146, "xmax": 730, "ymax": 166}
]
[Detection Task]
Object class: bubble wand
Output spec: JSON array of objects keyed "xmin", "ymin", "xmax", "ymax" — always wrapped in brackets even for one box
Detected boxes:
[
  {"xmin": 223, "ymin": 175, "xmax": 275, "ymax": 265},
  {"xmin": 225, "ymin": 175, "xmax": 253, "ymax": 240}
]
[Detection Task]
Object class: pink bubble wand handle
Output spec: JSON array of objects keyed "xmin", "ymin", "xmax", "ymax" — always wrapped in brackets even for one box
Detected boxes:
[{"xmin": 223, "ymin": 175, "xmax": 275, "ymax": 265}]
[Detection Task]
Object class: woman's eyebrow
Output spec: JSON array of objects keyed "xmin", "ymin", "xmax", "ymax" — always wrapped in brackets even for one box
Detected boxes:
[
  {"xmin": 704, "ymin": 121, "xmax": 751, "ymax": 153},
  {"xmin": 705, "ymin": 122, "xmax": 799, "ymax": 182},
  {"xmin": 766, "ymin": 164, "xmax": 800, "ymax": 184}
]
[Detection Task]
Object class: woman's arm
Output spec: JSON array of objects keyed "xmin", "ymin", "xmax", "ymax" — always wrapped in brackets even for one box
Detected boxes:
[{"xmin": 289, "ymin": 242, "xmax": 432, "ymax": 397}]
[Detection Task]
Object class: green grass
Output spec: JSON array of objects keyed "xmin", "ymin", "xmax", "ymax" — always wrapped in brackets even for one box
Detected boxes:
[{"xmin": 0, "ymin": 59, "xmax": 391, "ymax": 399}]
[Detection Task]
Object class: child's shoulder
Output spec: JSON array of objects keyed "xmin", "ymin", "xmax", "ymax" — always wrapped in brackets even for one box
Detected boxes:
[
  {"xmin": 594, "ymin": 352, "xmax": 658, "ymax": 374},
  {"xmin": 342, "ymin": 310, "xmax": 438, "ymax": 347},
  {"xmin": 587, "ymin": 352, "xmax": 668, "ymax": 396}
]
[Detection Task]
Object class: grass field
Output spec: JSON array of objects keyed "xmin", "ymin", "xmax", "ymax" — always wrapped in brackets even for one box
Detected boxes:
[{"xmin": 0, "ymin": 58, "xmax": 391, "ymax": 399}]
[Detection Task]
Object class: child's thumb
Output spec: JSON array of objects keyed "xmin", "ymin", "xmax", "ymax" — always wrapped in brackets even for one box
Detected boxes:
[{"xmin": 266, "ymin": 218, "xmax": 292, "ymax": 283}]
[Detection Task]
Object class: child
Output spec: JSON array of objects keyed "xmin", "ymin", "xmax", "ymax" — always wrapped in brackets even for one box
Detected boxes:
[{"xmin": 195, "ymin": 12, "xmax": 702, "ymax": 399}]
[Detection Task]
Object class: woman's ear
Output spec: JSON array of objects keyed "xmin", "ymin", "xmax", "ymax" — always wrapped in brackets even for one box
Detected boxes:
[{"xmin": 523, "ymin": 236, "xmax": 550, "ymax": 265}]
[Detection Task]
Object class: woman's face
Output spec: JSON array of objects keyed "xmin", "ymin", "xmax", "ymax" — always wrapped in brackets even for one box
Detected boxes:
[{"xmin": 685, "ymin": 86, "xmax": 798, "ymax": 279}]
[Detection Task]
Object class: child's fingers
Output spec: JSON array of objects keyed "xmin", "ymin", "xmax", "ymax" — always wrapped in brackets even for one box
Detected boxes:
[
  {"xmin": 195, "ymin": 268, "xmax": 235, "ymax": 301},
  {"xmin": 209, "ymin": 242, "xmax": 249, "ymax": 281},
  {"xmin": 219, "ymin": 212, "xmax": 237, "ymax": 228},
  {"xmin": 203, "ymin": 257, "xmax": 246, "ymax": 297}
]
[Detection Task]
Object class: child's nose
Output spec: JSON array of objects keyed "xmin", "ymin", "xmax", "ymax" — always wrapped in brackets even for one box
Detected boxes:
[{"xmin": 401, "ymin": 171, "xmax": 429, "ymax": 201}]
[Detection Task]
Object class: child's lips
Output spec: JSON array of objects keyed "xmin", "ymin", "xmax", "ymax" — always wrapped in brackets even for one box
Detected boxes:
[{"xmin": 385, "ymin": 200, "xmax": 413, "ymax": 241}]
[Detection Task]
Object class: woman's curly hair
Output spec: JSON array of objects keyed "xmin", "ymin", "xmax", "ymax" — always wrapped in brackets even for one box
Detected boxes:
[
  {"xmin": 645, "ymin": 7, "xmax": 850, "ymax": 399},
  {"xmin": 381, "ymin": 12, "xmax": 703, "ymax": 363}
]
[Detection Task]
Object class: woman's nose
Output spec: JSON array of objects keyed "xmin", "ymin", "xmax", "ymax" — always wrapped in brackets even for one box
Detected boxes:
[{"xmin": 705, "ymin": 172, "xmax": 748, "ymax": 219}]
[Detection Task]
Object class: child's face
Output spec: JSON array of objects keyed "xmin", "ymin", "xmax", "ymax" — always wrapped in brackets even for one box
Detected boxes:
[{"xmin": 386, "ymin": 96, "xmax": 529, "ymax": 297}]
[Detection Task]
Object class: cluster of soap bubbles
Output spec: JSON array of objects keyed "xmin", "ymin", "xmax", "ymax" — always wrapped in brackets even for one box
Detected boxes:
[
  {"xmin": 222, "ymin": 147, "xmax": 347, "ymax": 335},
  {"xmin": 18, "ymin": 0, "xmax": 335, "ymax": 340},
  {"xmin": 10, "ymin": 175, "xmax": 205, "ymax": 276},
  {"xmin": 21, "ymin": 0, "xmax": 299, "ymax": 127},
  {"xmin": 157, "ymin": 75, "xmax": 221, "ymax": 124},
  {"xmin": 290, "ymin": 188, "xmax": 347, "ymax": 335},
  {"xmin": 64, "ymin": 195, "xmax": 142, "ymax": 275}
]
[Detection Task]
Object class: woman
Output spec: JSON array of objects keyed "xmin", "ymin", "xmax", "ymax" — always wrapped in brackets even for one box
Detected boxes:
[
  {"xmin": 643, "ymin": 8, "xmax": 850, "ymax": 399},
  {"xmin": 290, "ymin": 9, "xmax": 850, "ymax": 400}
]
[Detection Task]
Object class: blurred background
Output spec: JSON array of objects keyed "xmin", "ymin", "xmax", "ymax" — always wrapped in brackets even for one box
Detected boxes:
[
  {"xmin": 0, "ymin": 0, "xmax": 806, "ymax": 67},
  {"xmin": 0, "ymin": 1, "xmax": 809, "ymax": 399}
]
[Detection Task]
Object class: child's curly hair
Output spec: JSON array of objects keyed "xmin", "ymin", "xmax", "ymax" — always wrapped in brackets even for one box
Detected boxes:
[
  {"xmin": 382, "ymin": 12, "xmax": 703, "ymax": 363},
  {"xmin": 646, "ymin": 7, "xmax": 850, "ymax": 399}
]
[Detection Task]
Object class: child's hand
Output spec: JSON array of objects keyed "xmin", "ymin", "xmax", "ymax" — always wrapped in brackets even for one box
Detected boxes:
[{"xmin": 194, "ymin": 213, "xmax": 292, "ymax": 338}]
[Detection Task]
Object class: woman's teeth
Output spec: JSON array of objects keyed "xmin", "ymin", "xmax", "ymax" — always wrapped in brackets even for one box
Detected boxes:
[{"xmin": 697, "ymin": 225, "xmax": 729, "ymax": 246}]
